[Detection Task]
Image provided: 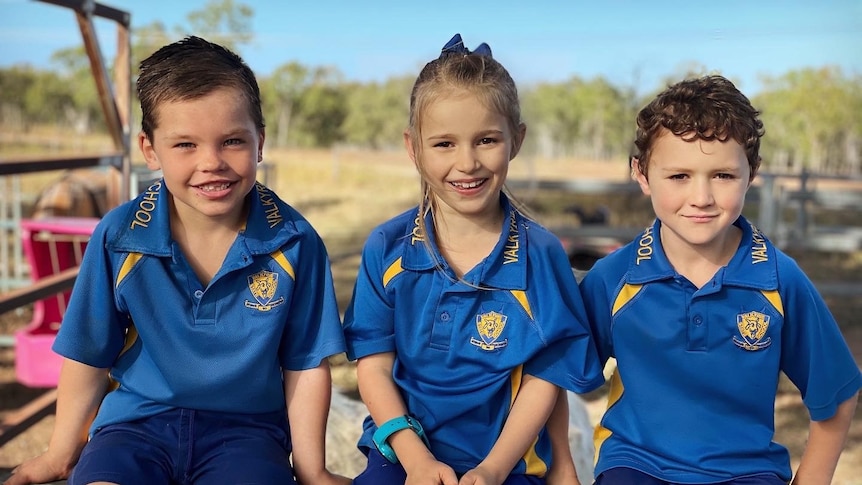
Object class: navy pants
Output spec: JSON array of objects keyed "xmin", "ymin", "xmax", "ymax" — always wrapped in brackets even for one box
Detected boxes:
[
  {"xmin": 70, "ymin": 408, "xmax": 294, "ymax": 485},
  {"xmin": 594, "ymin": 467, "xmax": 788, "ymax": 485}
]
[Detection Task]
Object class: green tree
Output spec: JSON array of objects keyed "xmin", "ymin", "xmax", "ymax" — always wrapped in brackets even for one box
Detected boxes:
[
  {"xmin": 49, "ymin": 47, "xmax": 102, "ymax": 133},
  {"xmin": 570, "ymin": 78, "xmax": 629, "ymax": 160},
  {"xmin": 262, "ymin": 62, "xmax": 310, "ymax": 148},
  {"xmin": 342, "ymin": 76, "xmax": 412, "ymax": 150},
  {"xmin": 756, "ymin": 67, "xmax": 862, "ymax": 175},
  {"xmin": 262, "ymin": 64, "xmax": 348, "ymax": 148},
  {"xmin": 0, "ymin": 66, "xmax": 39, "ymax": 130},
  {"xmin": 294, "ymin": 84, "xmax": 347, "ymax": 147},
  {"xmin": 183, "ymin": 0, "xmax": 253, "ymax": 54},
  {"xmin": 25, "ymin": 71, "xmax": 76, "ymax": 127},
  {"xmin": 523, "ymin": 79, "xmax": 587, "ymax": 158}
]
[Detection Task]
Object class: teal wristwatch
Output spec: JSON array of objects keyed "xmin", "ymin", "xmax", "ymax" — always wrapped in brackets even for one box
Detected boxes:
[{"xmin": 372, "ymin": 414, "xmax": 430, "ymax": 463}]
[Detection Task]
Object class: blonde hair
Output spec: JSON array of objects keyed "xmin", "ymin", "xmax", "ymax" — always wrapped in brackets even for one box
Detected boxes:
[{"xmin": 406, "ymin": 43, "xmax": 530, "ymax": 264}]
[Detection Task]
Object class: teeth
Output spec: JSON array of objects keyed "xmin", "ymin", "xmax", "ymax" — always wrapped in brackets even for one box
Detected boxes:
[
  {"xmin": 452, "ymin": 180, "xmax": 484, "ymax": 189},
  {"xmin": 199, "ymin": 182, "xmax": 231, "ymax": 192}
]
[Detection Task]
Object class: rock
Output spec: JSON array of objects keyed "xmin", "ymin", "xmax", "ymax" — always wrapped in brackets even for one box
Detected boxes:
[
  {"xmin": 325, "ymin": 389, "xmax": 367, "ymax": 477},
  {"xmin": 567, "ymin": 390, "xmax": 597, "ymax": 484}
]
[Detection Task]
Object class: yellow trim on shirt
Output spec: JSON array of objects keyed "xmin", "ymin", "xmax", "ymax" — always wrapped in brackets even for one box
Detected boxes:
[
  {"xmin": 383, "ymin": 257, "xmax": 404, "ymax": 288},
  {"xmin": 510, "ymin": 290, "xmax": 533, "ymax": 319},
  {"xmin": 271, "ymin": 250, "xmax": 296, "ymax": 280},
  {"xmin": 509, "ymin": 365, "xmax": 550, "ymax": 476},
  {"xmin": 593, "ymin": 365, "xmax": 624, "ymax": 464},
  {"xmin": 761, "ymin": 289, "xmax": 784, "ymax": 316},
  {"xmin": 117, "ymin": 252, "xmax": 143, "ymax": 287},
  {"xmin": 612, "ymin": 283, "xmax": 642, "ymax": 315}
]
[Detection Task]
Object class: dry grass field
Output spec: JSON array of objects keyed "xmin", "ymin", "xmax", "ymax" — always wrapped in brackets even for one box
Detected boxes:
[{"xmin": 1, "ymin": 147, "xmax": 861, "ymax": 483}]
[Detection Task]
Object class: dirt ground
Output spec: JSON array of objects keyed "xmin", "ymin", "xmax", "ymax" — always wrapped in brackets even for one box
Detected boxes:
[{"xmin": 1, "ymin": 152, "xmax": 861, "ymax": 483}]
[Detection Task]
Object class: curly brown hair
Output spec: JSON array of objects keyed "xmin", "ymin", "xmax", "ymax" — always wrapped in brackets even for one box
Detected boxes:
[{"xmin": 632, "ymin": 75, "xmax": 764, "ymax": 181}]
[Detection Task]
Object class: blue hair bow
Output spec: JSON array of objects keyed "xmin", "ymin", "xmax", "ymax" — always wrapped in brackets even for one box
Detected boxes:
[{"xmin": 440, "ymin": 33, "xmax": 492, "ymax": 58}]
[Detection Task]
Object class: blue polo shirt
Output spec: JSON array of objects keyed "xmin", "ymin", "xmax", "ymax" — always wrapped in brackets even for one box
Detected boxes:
[
  {"xmin": 581, "ymin": 216, "xmax": 862, "ymax": 483},
  {"xmin": 343, "ymin": 195, "xmax": 604, "ymax": 475},
  {"xmin": 53, "ymin": 179, "xmax": 346, "ymax": 435}
]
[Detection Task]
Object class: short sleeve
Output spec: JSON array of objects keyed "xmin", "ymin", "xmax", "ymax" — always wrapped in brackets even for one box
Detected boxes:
[
  {"xmin": 778, "ymin": 258, "xmax": 862, "ymax": 420},
  {"xmin": 278, "ymin": 230, "xmax": 346, "ymax": 370},
  {"xmin": 342, "ymin": 230, "xmax": 397, "ymax": 361},
  {"xmin": 523, "ymin": 236, "xmax": 604, "ymax": 393},
  {"xmin": 581, "ymin": 260, "xmax": 620, "ymax": 367},
  {"xmin": 52, "ymin": 217, "xmax": 128, "ymax": 368}
]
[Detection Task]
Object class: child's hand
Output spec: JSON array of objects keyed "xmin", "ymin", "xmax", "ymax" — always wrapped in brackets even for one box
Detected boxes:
[
  {"xmin": 404, "ymin": 457, "xmax": 459, "ymax": 485},
  {"xmin": 3, "ymin": 453, "xmax": 72, "ymax": 485},
  {"xmin": 457, "ymin": 465, "xmax": 505, "ymax": 485}
]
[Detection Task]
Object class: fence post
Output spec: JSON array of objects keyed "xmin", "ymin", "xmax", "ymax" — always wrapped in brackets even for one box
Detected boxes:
[{"xmin": 797, "ymin": 168, "xmax": 810, "ymax": 237}]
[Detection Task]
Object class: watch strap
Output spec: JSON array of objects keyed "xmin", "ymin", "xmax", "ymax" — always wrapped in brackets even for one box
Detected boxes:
[{"xmin": 371, "ymin": 414, "xmax": 430, "ymax": 463}]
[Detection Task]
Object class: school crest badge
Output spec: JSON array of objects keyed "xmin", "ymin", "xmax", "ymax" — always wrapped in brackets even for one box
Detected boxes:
[
  {"xmin": 733, "ymin": 311, "xmax": 772, "ymax": 351},
  {"xmin": 245, "ymin": 270, "xmax": 285, "ymax": 311},
  {"xmin": 470, "ymin": 311, "xmax": 508, "ymax": 351}
]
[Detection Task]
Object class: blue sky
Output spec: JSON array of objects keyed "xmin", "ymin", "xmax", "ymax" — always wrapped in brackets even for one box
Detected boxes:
[{"xmin": 1, "ymin": 0, "xmax": 860, "ymax": 95}]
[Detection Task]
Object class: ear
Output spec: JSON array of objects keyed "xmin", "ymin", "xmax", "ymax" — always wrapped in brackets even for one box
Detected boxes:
[
  {"xmin": 631, "ymin": 156, "xmax": 651, "ymax": 196},
  {"xmin": 746, "ymin": 163, "xmax": 757, "ymax": 189},
  {"xmin": 404, "ymin": 129, "xmax": 419, "ymax": 169},
  {"xmin": 257, "ymin": 128, "xmax": 266, "ymax": 163},
  {"xmin": 139, "ymin": 132, "xmax": 161, "ymax": 171},
  {"xmin": 509, "ymin": 123, "xmax": 527, "ymax": 160}
]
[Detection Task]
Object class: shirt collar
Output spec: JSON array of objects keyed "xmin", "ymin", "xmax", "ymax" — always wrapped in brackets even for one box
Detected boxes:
[
  {"xmin": 107, "ymin": 180, "xmax": 298, "ymax": 256},
  {"xmin": 625, "ymin": 218, "xmax": 675, "ymax": 284},
  {"xmin": 400, "ymin": 193, "xmax": 528, "ymax": 290},
  {"xmin": 626, "ymin": 216, "xmax": 778, "ymax": 290},
  {"xmin": 722, "ymin": 216, "xmax": 778, "ymax": 290}
]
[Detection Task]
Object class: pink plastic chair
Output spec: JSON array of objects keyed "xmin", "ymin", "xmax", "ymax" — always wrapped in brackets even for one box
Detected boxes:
[{"xmin": 15, "ymin": 217, "xmax": 99, "ymax": 388}]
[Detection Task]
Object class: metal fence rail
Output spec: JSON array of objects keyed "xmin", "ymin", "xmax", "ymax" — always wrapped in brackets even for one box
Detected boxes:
[
  {"xmin": 0, "ymin": 0, "xmax": 131, "ymax": 453},
  {"xmin": 509, "ymin": 170, "xmax": 862, "ymax": 253}
]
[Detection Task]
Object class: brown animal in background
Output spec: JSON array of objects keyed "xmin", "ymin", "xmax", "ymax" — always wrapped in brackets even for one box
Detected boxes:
[{"xmin": 31, "ymin": 168, "xmax": 121, "ymax": 219}]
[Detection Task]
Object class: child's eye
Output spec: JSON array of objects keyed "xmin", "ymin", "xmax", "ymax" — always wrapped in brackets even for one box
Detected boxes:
[
  {"xmin": 478, "ymin": 137, "xmax": 497, "ymax": 145},
  {"xmin": 716, "ymin": 172, "xmax": 736, "ymax": 180},
  {"xmin": 175, "ymin": 142, "xmax": 194, "ymax": 149},
  {"xmin": 224, "ymin": 138, "xmax": 244, "ymax": 146},
  {"xmin": 669, "ymin": 173, "xmax": 688, "ymax": 180},
  {"xmin": 433, "ymin": 141, "xmax": 453, "ymax": 148}
]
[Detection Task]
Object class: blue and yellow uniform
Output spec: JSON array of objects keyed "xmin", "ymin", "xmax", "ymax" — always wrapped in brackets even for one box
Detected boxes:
[
  {"xmin": 581, "ymin": 216, "xmax": 862, "ymax": 483},
  {"xmin": 52, "ymin": 179, "xmax": 346, "ymax": 436},
  {"xmin": 343, "ymin": 194, "xmax": 604, "ymax": 476}
]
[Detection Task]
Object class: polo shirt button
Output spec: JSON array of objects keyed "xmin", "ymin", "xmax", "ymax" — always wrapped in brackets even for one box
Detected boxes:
[
  {"xmin": 194, "ymin": 289, "xmax": 204, "ymax": 299},
  {"xmin": 693, "ymin": 315, "xmax": 703, "ymax": 325},
  {"xmin": 440, "ymin": 312, "xmax": 450, "ymax": 322}
]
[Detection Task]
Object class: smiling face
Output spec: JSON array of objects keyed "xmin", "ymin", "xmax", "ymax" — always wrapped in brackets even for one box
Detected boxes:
[
  {"xmin": 139, "ymin": 87, "xmax": 264, "ymax": 227},
  {"xmin": 634, "ymin": 129, "xmax": 751, "ymax": 255},
  {"xmin": 406, "ymin": 89, "xmax": 524, "ymax": 224}
]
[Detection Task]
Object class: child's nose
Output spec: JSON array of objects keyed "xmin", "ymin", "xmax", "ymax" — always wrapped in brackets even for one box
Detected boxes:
[
  {"xmin": 690, "ymin": 179, "xmax": 715, "ymax": 206},
  {"xmin": 199, "ymin": 147, "xmax": 226, "ymax": 171},
  {"xmin": 455, "ymin": 147, "xmax": 480, "ymax": 172}
]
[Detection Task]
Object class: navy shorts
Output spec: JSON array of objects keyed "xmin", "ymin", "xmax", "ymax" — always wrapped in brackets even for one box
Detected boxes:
[
  {"xmin": 353, "ymin": 447, "xmax": 545, "ymax": 485},
  {"xmin": 70, "ymin": 408, "xmax": 294, "ymax": 485},
  {"xmin": 594, "ymin": 467, "xmax": 788, "ymax": 485}
]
